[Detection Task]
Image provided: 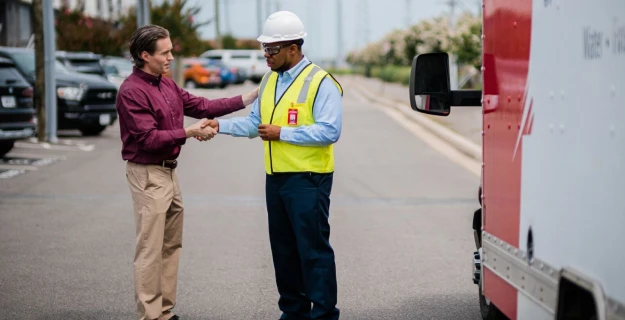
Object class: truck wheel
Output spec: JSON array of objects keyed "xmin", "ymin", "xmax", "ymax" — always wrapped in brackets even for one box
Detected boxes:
[
  {"xmin": 0, "ymin": 140, "xmax": 15, "ymax": 157},
  {"xmin": 80, "ymin": 125, "xmax": 106, "ymax": 136},
  {"xmin": 479, "ymin": 279, "xmax": 508, "ymax": 320}
]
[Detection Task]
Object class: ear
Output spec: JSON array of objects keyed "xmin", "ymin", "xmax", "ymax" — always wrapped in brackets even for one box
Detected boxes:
[
  {"xmin": 289, "ymin": 44, "xmax": 298, "ymax": 55},
  {"xmin": 140, "ymin": 51, "xmax": 150, "ymax": 63}
]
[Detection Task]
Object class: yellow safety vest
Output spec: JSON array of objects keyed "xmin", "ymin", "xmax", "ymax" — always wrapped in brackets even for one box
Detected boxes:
[{"xmin": 259, "ymin": 62, "xmax": 343, "ymax": 174}]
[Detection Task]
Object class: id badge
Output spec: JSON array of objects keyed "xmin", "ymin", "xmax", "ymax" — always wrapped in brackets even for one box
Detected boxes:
[{"xmin": 288, "ymin": 108, "xmax": 298, "ymax": 125}]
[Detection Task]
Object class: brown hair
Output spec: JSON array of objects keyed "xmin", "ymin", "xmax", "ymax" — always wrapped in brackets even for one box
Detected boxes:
[{"xmin": 129, "ymin": 25, "xmax": 170, "ymax": 68}]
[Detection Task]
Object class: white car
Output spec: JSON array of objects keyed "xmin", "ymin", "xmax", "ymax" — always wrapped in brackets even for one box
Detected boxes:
[{"xmin": 199, "ymin": 49, "xmax": 269, "ymax": 84}]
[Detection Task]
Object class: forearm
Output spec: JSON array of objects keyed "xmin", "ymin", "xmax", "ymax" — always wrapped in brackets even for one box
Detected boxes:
[
  {"xmin": 184, "ymin": 95, "xmax": 245, "ymax": 119},
  {"xmin": 138, "ymin": 128, "xmax": 187, "ymax": 152},
  {"xmin": 279, "ymin": 124, "xmax": 340, "ymax": 146},
  {"xmin": 218, "ymin": 117, "xmax": 259, "ymax": 138}
]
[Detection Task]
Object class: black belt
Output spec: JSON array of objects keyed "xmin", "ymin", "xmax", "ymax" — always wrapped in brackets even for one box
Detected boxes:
[{"xmin": 161, "ymin": 160, "xmax": 178, "ymax": 169}]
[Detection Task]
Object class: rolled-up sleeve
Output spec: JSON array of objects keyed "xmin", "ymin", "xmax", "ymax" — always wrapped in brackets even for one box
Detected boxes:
[
  {"xmin": 117, "ymin": 89, "xmax": 187, "ymax": 152},
  {"xmin": 178, "ymin": 86, "xmax": 245, "ymax": 119}
]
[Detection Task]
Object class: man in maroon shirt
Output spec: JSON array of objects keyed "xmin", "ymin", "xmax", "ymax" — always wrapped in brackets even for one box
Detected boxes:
[{"xmin": 116, "ymin": 25, "xmax": 258, "ymax": 320}]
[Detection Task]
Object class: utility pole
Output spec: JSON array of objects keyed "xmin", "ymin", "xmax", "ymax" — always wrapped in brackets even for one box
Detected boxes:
[
  {"xmin": 215, "ymin": 0, "xmax": 222, "ymax": 49},
  {"xmin": 336, "ymin": 0, "xmax": 343, "ymax": 68},
  {"xmin": 405, "ymin": 0, "xmax": 412, "ymax": 27},
  {"xmin": 224, "ymin": 0, "xmax": 231, "ymax": 34},
  {"xmin": 275, "ymin": 0, "xmax": 281, "ymax": 12},
  {"xmin": 266, "ymin": 0, "xmax": 272, "ymax": 17},
  {"xmin": 257, "ymin": 0, "xmax": 263, "ymax": 35},
  {"xmin": 444, "ymin": 0, "xmax": 459, "ymax": 89},
  {"xmin": 136, "ymin": 0, "xmax": 150, "ymax": 27},
  {"xmin": 43, "ymin": 0, "xmax": 58, "ymax": 143},
  {"xmin": 362, "ymin": 0, "xmax": 370, "ymax": 45},
  {"xmin": 32, "ymin": 0, "xmax": 45, "ymax": 142}
]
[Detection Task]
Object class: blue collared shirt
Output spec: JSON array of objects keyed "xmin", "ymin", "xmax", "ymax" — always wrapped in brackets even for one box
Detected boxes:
[{"xmin": 217, "ymin": 56, "xmax": 342, "ymax": 146}]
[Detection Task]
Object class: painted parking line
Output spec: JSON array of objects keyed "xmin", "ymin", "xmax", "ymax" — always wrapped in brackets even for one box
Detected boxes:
[
  {"xmin": 0, "ymin": 169, "xmax": 27, "ymax": 179},
  {"xmin": 15, "ymin": 138, "xmax": 95, "ymax": 152},
  {"xmin": 0, "ymin": 156, "xmax": 61, "ymax": 167},
  {"xmin": 0, "ymin": 154, "xmax": 63, "ymax": 179}
]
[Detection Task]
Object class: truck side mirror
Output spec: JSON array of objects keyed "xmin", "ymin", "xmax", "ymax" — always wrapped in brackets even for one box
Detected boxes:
[
  {"xmin": 409, "ymin": 52, "xmax": 451, "ymax": 116},
  {"xmin": 409, "ymin": 52, "xmax": 483, "ymax": 116}
]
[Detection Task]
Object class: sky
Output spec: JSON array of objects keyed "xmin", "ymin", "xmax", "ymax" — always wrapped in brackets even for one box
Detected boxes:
[{"xmin": 166, "ymin": 0, "xmax": 479, "ymax": 61}]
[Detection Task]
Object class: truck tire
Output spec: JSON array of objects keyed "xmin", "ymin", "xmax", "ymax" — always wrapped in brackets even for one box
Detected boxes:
[
  {"xmin": 80, "ymin": 125, "xmax": 107, "ymax": 136},
  {"xmin": 0, "ymin": 140, "xmax": 15, "ymax": 157},
  {"xmin": 479, "ymin": 279, "xmax": 508, "ymax": 320}
]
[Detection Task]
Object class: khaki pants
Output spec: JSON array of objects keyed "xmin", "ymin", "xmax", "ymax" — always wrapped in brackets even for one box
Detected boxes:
[{"xmin": 126, "ymin": 161, "xmax": 184, "ymax": 320}]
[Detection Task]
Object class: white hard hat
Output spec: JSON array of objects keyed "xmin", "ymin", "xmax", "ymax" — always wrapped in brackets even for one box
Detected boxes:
[{"xmin": 257, "ymin": 11, "xmax": 307, "ymax": 43}]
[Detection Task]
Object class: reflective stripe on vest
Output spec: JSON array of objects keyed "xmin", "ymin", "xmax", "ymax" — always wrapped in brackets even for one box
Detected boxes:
[{"xmin": 259, "ymin": 63, "xmax": 341, "ymax": 174}]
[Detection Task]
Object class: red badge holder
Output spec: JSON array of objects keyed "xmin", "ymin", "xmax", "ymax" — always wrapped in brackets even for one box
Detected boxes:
[{"xmin": 288, "ymin": 108, "xmax": 298, "ymax": 125}]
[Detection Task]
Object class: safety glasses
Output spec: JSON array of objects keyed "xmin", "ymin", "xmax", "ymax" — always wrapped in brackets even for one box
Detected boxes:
[{"xmin": 262, "ymin": 43, "xmax": 292, "ymax": 56}]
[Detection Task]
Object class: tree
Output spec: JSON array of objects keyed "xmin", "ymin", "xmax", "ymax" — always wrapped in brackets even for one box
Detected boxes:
[
  {"xmin": 33, "ymin": 0, "xmax": 45, "ymax": 142},
  {"xmin": 55, "ymin": 5, "xmax": 127, "ymax": 56}
]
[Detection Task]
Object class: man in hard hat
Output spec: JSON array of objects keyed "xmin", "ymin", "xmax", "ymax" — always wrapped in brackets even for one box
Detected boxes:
[{"xmin": 203, "ymin": 10, "xmax": 342, "ymax": 320}]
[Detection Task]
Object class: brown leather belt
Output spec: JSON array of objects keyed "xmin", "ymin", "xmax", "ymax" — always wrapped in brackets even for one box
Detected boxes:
[{"xmin": 161, "ymin": 160, "xmax": 177, "ymax": 169}]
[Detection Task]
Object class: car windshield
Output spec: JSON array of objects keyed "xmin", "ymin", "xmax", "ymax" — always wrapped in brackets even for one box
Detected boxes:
[
  {"xmin": 109, "ymin": 59, "xmax": 133, "ymax": 72},
  {"xmin": 8, "ymin": 51, "xmax": 71, "ymax": 76}
]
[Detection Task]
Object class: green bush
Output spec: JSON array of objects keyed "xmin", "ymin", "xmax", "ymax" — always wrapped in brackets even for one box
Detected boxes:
[{"xmin": 370, "ymin": 66, "xmax": 412, "ymax": 85}]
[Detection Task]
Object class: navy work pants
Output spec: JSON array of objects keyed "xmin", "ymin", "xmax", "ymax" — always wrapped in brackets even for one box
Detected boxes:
[{"xmin": 265, "ymin": 172, "xmax": 340, "ymax": 320}]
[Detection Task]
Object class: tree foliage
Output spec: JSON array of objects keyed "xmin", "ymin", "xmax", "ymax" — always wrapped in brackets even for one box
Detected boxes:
[{"xmin": 347, "ymin": 11, "xmax": 482, "ymax": 70}]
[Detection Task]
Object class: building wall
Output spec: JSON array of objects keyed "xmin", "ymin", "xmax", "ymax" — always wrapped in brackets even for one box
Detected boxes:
[{"xmin": 0, "ymin": 0, "xmax": 33, "ymax": 47}]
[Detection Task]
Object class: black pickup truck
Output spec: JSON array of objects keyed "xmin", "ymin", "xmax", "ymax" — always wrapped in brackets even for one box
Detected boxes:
[
  {"xmin": 0, "ymin": 57, "xmax": 35, "ymax": 157},
  {"xmin": 0, "ymin": 47, "xmax": 118, "ymax": 136}
]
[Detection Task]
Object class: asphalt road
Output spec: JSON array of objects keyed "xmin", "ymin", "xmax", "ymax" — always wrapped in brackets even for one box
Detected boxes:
[{"xmin": 0, "ymin": 78, "xmax": 482, "ymax": 320}]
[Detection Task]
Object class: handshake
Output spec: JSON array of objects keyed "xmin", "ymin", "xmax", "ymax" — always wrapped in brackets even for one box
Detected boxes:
[{"xmin": 184, "ymin": 118, "xmax": 219, "ymax": 142}]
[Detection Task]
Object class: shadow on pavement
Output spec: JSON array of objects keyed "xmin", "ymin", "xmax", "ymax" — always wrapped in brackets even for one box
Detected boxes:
[{"xmin": 348, "ymin": 293, "xmax": 482, "ymax": 320}]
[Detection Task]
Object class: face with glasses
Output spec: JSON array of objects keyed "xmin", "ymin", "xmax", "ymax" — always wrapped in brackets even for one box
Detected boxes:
[{"xmin": 262, "ymin": 40, "xmax": 302, "ymax": 72}]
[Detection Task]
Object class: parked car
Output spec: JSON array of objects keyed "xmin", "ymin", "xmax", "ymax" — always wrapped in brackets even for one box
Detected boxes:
[
  {"xmin": 0, "ymin": 57, "xmax": 35, "ymax": 157},
  {"xmin": 203, "ymin": 58, "xmax": 239, "ymax": 87},
  {"xmin": 56, "ymin": 51, "xmax": 107, "ymax": 78},
  {"xmin": 0, "ymin": 47, "xmax": 118, "ymax": 136},
  {"xmin": 101, "ymin": 56, "xmax": 134, "ymax": 88},
  {"xmin": 172, "ymin": 58, "xmax": 222, "ymax": 89},
  {"xmin": 199, "ymin": 49, "xmax": 266, "ymax": 83}
]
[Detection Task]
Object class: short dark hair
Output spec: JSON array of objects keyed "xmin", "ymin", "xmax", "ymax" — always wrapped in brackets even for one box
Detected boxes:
[
  {"xmin": 129, "ymin": 25, "xmax": 170, "ymax": 68},
  {"xmin": 291, "ymin": 39, "xmax": 304, "ymax": 52}
]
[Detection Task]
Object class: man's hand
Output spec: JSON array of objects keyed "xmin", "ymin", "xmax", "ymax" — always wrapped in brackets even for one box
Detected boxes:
[
  {"xmin": 258, "ymin": 124, "xmax": 281, "ymax": 141},
  {"xmin": 185, "ymin": 118, "xmax": 217, "ymax": 141},
  {"xmin": 202, "ymin": 119, "xmax": 219, "ymax": 131},
  {"xmin": 242, "ymin": 87, "xmax": 259, "ymax": 106}
]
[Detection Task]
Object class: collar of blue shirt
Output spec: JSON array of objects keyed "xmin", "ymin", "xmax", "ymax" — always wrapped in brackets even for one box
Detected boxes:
[{"xmin": 279, "ymin": 55, "xmax": 312, "ymax": 81}]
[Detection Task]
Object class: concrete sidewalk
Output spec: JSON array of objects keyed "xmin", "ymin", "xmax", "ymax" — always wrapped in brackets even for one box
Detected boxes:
[{"xmin": 344, "ymin": 75, "xmax": 483, "ymax": 148}]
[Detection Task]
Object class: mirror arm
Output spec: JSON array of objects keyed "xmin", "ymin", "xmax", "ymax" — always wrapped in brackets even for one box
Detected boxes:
[{"xmin": 450, "ymin": 90, "xmax": 482, "ymax": 107}]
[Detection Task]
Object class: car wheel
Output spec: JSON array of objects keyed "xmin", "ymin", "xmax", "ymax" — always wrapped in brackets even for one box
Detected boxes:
[
  {"xmin": 479, "ymin": 279, "xmax": 508, "ymax": 320},
  {"xmin": 185, "ymin": 80, "xmax": 197, "ymax": 89},
  {"xmin": 80, "ymin": 125, "xmax": 107, "ymax": 136},
  {"xmin": 0, "ymin": 140, "xmax": 15, "ymax": 157}
]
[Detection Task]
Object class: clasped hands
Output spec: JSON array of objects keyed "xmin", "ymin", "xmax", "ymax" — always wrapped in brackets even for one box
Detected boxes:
[
  {"xmin": 186, "ymin": 118, "xmax": 282, "ymax": 142},
  {"xmin": 185, "ymin": 118, "xmax": 218, "ymax": 141}
]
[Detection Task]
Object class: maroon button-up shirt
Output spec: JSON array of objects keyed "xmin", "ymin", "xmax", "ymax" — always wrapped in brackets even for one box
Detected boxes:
[{"xmin": 116, "ymin": 67, "xmax": 244, "ymax": 164}]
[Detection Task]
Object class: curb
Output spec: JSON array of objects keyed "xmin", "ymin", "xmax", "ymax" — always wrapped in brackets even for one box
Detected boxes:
[{"xmin": 351, "ymin": 82, "xmax": 482, "ymax": 161}]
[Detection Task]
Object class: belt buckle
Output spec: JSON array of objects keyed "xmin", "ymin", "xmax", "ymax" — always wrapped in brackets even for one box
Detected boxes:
[{"xmin": 162, "ymin": 160, "xmax": 177, "ymax": 169}]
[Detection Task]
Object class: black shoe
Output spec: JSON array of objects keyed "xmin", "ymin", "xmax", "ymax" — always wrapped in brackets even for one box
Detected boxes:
[{"xmin": 170, "ymin": 316, "xmax": 179, "ymax": 320}]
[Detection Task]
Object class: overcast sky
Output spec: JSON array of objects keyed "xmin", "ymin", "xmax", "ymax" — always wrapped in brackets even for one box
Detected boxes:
[{"xmin": 176, "ymin": 0, "xmax": 479, "ymax": 61}]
